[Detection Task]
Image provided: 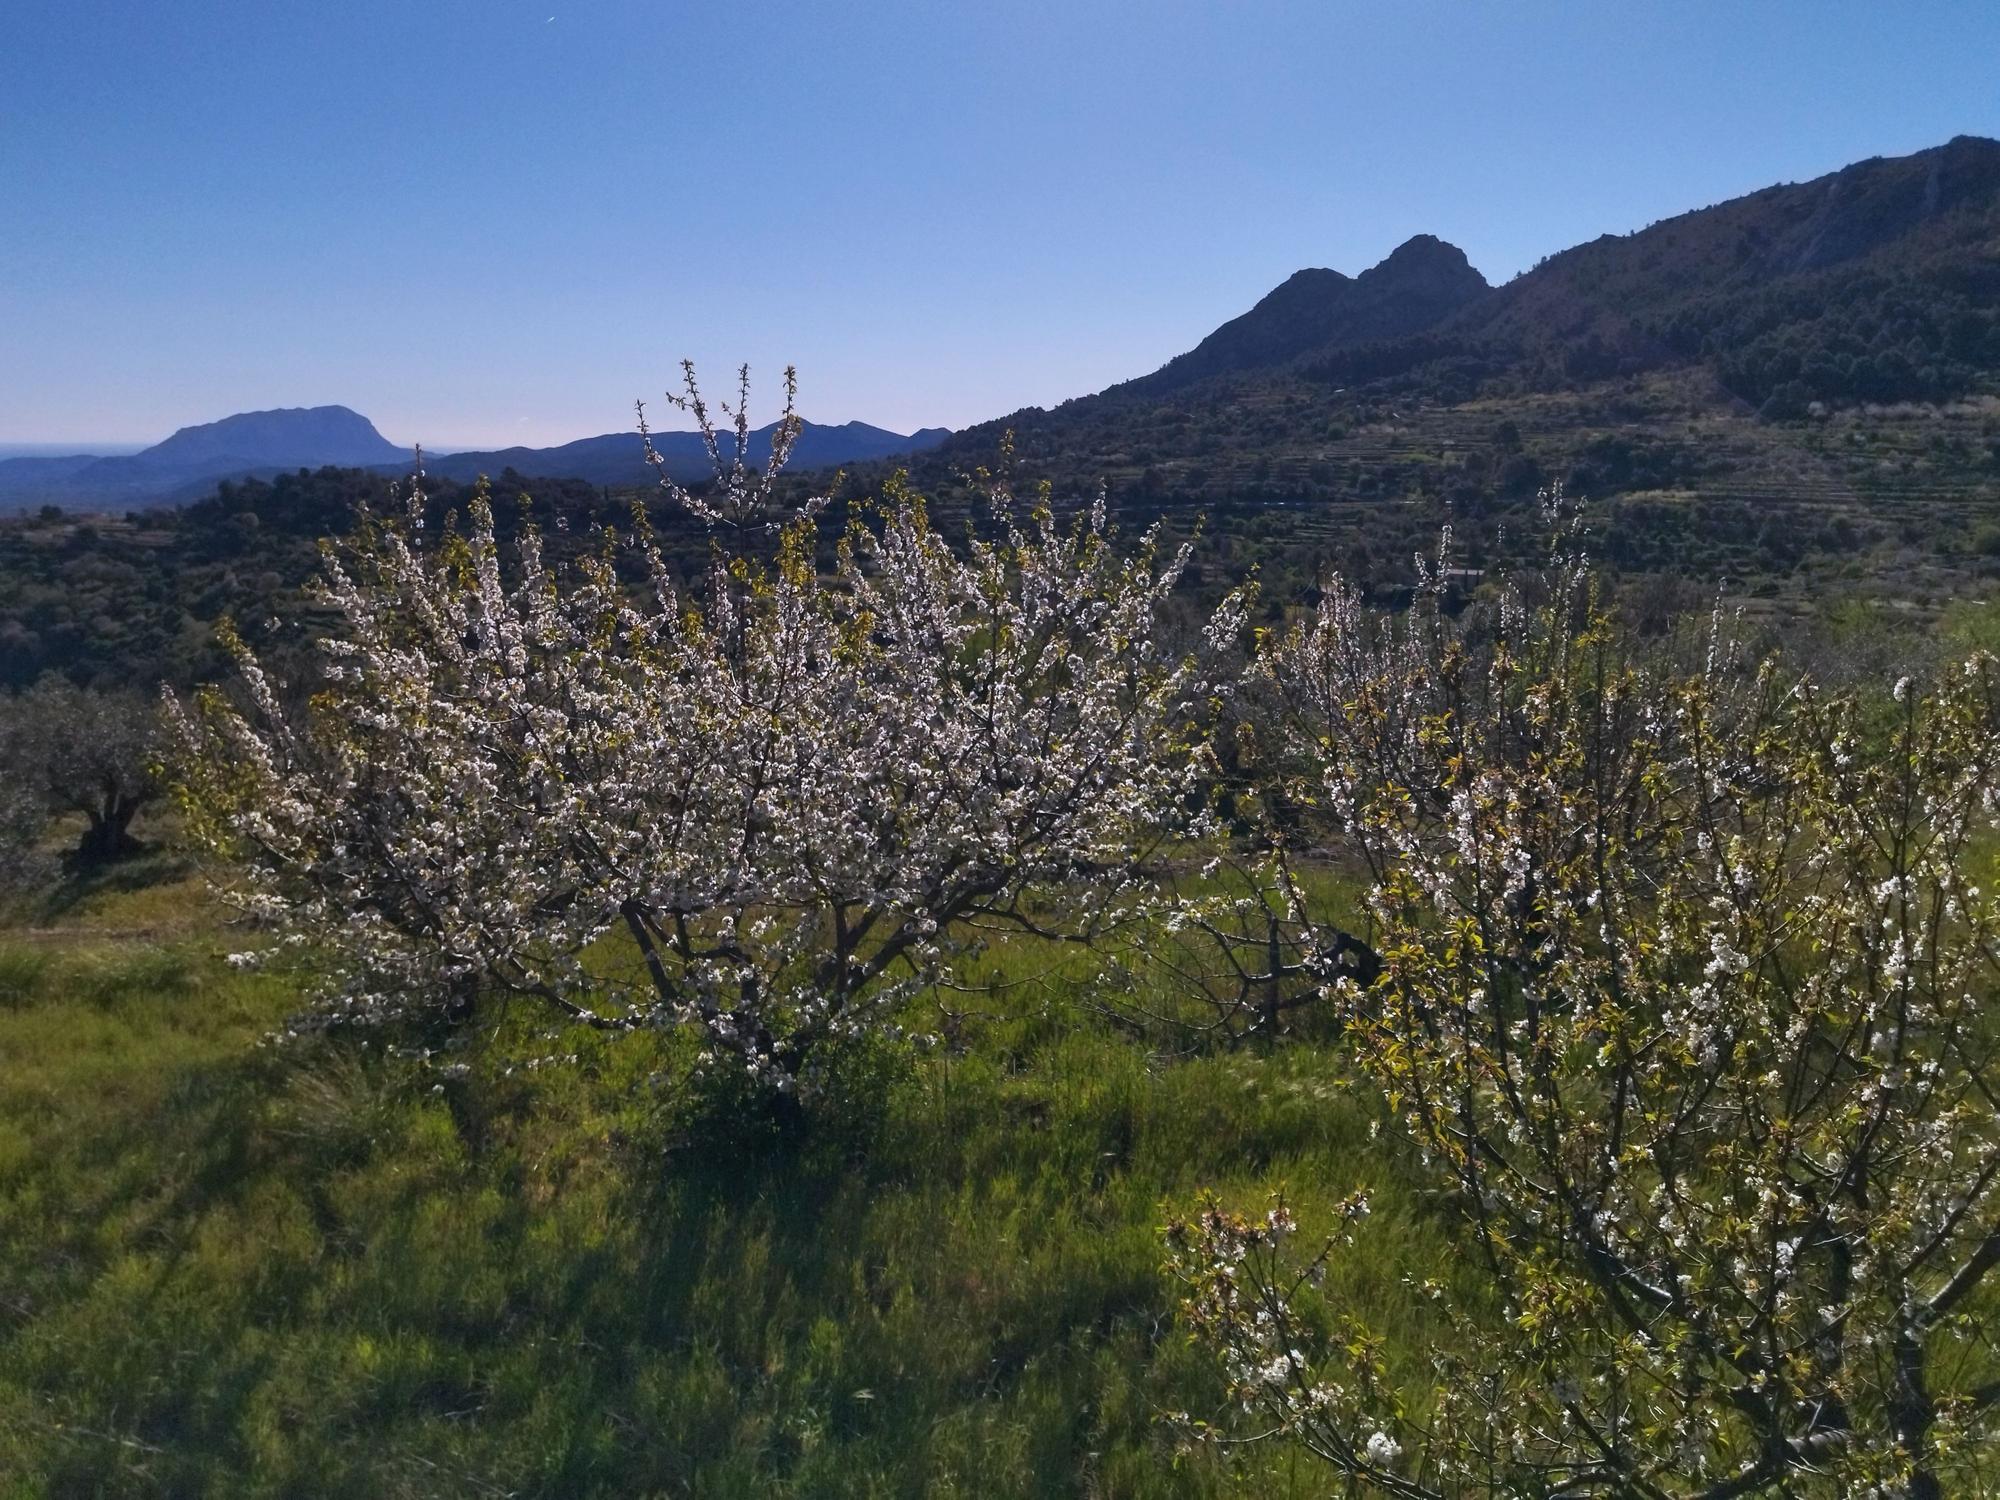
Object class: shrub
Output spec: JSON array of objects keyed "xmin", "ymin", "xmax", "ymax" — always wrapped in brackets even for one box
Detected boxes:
[
  {"xmin": 169, "ymin": 370, "xmax": 1244, "ymax": 1096},
  {"xmin": 1170, "ymin": 508, "xmax": 2000, "ymax": 1495}
]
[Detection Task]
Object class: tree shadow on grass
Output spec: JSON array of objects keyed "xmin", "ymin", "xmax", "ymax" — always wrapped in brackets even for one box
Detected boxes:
[
  {"xmin": 14, "ymin": 846, "xmax": 193, "ymax": 925},
  {"xmin": 5, "ymin": 997, "xmax": 1211, "ymax": 1497}
]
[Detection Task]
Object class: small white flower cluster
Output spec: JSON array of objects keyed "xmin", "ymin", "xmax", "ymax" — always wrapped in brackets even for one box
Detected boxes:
[{"xmin": 1164, "ymin": 1194, "xmax": 1408, "ymax": 1478}]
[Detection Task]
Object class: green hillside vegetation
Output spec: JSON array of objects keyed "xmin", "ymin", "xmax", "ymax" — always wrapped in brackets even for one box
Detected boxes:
[
  {"xmin": 8, "ymin": 384, "xmax": 2000, "ymax": 694},
  {"xmin": 7, "ymin": 139, "xmax": 2000, "ymax": 694},
  {"xmin": 0, "ymin": 866, "xmax": 1462, "ymax": 1498},
  {"xmin": 10, "ymin": 545, "xmax": 2000, "ymax": 1493},
  {"xmin": 8, "ymin": 138, "xmax": 2000, "ymax": 1493},
  {"xmin": 0, "ymin": 468, "xmax": 635, "ymax": 690},
  {"xmin": 897, "ymin": 136, "xmax": 2000, "ymax": 618}
]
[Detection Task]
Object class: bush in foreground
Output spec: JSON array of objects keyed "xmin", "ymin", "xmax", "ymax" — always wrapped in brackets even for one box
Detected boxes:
[
  {"xmin": 1169, "ymin": 523, "xmax": 2000, "ymax": 1494},
  {"xmin": 169, "ymin": 374, "xmax": 1241, "ymax": 1096}
]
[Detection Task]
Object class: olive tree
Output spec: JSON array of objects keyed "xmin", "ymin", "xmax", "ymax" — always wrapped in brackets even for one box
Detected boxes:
[
  {"xmin": 1169, "ymin": 530, "xmax": 2000, "ymax": 1495},
  {"xmin": 0, "ymin": 677, "xmax": 162, "ymax": 866}
]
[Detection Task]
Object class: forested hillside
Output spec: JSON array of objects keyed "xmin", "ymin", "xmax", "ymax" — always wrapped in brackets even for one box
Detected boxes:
[
  {"xmin": 7, "ymin": 138, "xmax": 2000, "ymax": 694},
  {"xmin": 975, "ymin": 134, "xmax": 2000, "ymax": 432},
  {"xmin": 916, "ymin": 137, "xmax": 2000, "ymax": 535}
]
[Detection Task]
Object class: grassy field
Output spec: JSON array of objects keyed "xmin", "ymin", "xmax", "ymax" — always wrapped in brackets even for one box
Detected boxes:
[{"xmin": 0, "ymin": 868, "xmax": 1461, "ymax": 1498}]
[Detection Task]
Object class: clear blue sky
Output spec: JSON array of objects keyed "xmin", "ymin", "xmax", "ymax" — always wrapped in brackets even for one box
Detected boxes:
[{"xmin": 5, "ymin": 0, "xmax": 1998, "ymax": 448}]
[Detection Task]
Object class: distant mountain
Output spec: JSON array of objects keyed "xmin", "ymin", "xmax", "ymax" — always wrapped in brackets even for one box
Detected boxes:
[
  {"xmin": 929, "ymin": 135, "xmax": 2000, "ymax": 478},
  {"xmin": 1407, "ymin": 133, "xmax": 2000, "ymax": 406},
  {"xmin": 415, "ymin": 419, "xmax": 951, "ymax": 488},
  {"xmin": 142, "ymin": 405, "xmax": 406, "ymax": 470},
  {"xmin": 0, "ymin": 408, "xmax": 950, "ymax": 513},
  {"xmin": 0, "ymin": 405, "xmax": 408, "ymax": 512},
  {"xmin": 12, "ymin": 136, "xmax": 1996, "ymax": 519},
  {"xmin": 1114, "ymin": 234, "xmax": 1491, "ymax": 397}
]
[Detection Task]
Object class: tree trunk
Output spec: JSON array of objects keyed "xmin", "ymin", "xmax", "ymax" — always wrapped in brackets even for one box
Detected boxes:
[
  {"xmin": 1892, "ymin": 1324, "xmax": 1941, "ymax": 1500},
  {"xmin": 72, "ymin": 792, "xmax": 145, "ymax": 864}
]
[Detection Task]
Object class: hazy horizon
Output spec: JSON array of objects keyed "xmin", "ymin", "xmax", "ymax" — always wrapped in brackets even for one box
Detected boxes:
[
  {"xmin": 8, "ymin": 0, "xmax": 2000, "ymax": 448},
  {"xmin": 0, "ymin": 443, "xmax": 152, "ymax": 460},
  {"xmin": 0, "ymin": 415, "xmax": 939, "ymax": 464}
]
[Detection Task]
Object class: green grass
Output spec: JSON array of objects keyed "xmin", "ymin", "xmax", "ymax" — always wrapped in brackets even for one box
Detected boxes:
[{"xmin": 0, "ymin": 894, "xmax": 1459, "ymax": 1497}]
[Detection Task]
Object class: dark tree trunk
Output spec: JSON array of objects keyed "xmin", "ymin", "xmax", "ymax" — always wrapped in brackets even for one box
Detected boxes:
[
  {"xmin": 71, "ymin": 792, "xmax": 146, "ymax": 865},
  {"xmin": 1892, "ymin": 1324, "xmax": 1941, "ymax": 1500}
]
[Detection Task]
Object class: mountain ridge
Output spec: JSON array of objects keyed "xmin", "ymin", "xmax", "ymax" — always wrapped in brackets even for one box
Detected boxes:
[
  {"xmin": 142, "ymin": 405, "xmax": 406, "ymax": 470},
  {"xmin": 414, "ymin": 419, "xmax": 951, "ymax": 489},
  {"xmin": 0, "ymin": 410, "xmax": 952, "ymax": 512},
  {"xmin": 8, "ymin": 136, "xmax": 1998, "ymax": 516},
  {"xmin": 1112, "ymin": 233, "xmax": 1490, "ymax": 398},
  {"xmin": 1426, "ymin": 132, "xmax": 2000, "ymax": 392},
  {"xmin": 926, "ymin": 133, "xmax": 2000, "ymax": 474}
]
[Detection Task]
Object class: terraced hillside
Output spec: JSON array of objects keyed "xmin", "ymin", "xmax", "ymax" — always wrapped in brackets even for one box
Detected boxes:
[{"xmin": 874, "ymin": 136, "xmax": 2000, "ymax": 617}]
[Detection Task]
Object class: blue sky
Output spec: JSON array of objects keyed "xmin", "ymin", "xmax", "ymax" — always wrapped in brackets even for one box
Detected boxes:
[{"xmin": 5, "ymin": 1, "xmax": 1999, "ymax": 448}]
